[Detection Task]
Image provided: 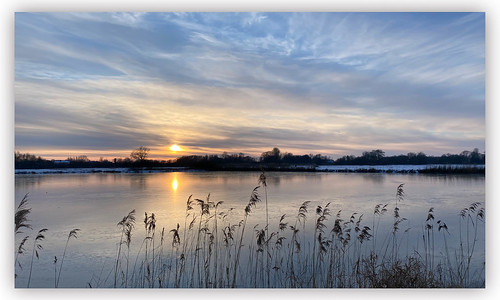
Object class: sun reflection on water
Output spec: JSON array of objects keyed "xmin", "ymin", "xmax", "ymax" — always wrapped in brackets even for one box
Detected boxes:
[{"xmin": 172, "ymin": 176, "xmax": 179, "ymax": 192}]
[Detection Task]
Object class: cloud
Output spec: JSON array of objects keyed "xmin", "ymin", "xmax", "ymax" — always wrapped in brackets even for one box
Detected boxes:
[
  {"xmin": 14, "ymin": 12, "xmax": 485, "ymax": 159},
  {"xmin": 241, "ymin": 12, "xmax": 268, "ymax": 27}
]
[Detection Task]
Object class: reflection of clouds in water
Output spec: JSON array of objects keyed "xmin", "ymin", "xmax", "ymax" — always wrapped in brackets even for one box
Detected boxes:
[
  {"xmin": 265, "ymin": 172, "xmax": 325, "ymax": 187},
  {"xmin": 266, "ymin": 175, "xmax": 281, "ymax": 186},
  {"xmin": 15, "ymin": 174, "xmax": 45, "ymax": 190},
  {"xmin": 129, "ymin": 174, "xmax": 147, "ymax": 190},
  {"xmin": 419, "ymin": 174, "xmax": 485, "ymax": 185},
  {"xmin": 360, "ymin": 173, "xmax": 387, "ymax": 184}
]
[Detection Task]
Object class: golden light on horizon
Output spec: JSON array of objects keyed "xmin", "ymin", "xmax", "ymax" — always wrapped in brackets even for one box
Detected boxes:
[{"xmin": 170, "ymin": 144, "xmax": 182, "ymax": 152}]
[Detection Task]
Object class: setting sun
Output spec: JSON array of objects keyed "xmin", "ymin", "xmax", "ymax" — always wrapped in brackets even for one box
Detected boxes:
[{"xmin": 170, "ymin": 144, "xmax": 182, "ymax": 152}]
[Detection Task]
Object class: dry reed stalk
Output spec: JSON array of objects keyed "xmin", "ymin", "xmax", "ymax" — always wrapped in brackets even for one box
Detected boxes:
[
  {"xmin": 114, "ymin": 209, "xmax": 135, "ymax": 288},
  {"xmin": 231, "ymin": 186, "xmax": 261, "ymax": 288},
  {"xmin": 56, "ymin": 228, "xmax": 80, "ymax": 287},
  {"xmin": 27, "ymin": 228, "xmax": 48, "ymax": 288}
]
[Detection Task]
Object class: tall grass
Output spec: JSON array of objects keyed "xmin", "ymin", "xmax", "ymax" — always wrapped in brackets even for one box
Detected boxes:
[
  {"xmin": 15, "ymin": 193, "xmax": 32, "ymax": 279},
  {"xmin": 15, "ymin": 175, "xmax": 485, "ymax": 288},
  {"xmin": 56, "ymin": 228, "xmax": 80, "ymax": 287},
  {"xmin": 14, "ymin": 193, "xmax": 49, "ymax": 288},
  {"xmin": 27, "ymin": 228, "xmax": 48, "ymax": 288},
  {"xmin": 114, "ymin": 209, "xmax": 135, "ymax": 287}
]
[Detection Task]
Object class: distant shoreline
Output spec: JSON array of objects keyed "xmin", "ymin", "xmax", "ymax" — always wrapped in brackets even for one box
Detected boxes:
[{"xmin": 14, "ymin": 164, "xmax": 485, "ymax": 175}]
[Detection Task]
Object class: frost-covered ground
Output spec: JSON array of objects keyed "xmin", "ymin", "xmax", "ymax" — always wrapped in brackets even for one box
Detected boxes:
[
  {"xmin": 316, "ymin": 164, "xmax": 484, "ymax": 172},
  {"xmin": 14, "ymin": 164, "xmax": 484, "ymax": 174}
]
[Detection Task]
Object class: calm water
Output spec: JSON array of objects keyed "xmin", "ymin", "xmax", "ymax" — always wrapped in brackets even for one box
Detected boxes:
[{"xmin": 14, "ymin": 171, "xmax": 485, "ymax": 288}]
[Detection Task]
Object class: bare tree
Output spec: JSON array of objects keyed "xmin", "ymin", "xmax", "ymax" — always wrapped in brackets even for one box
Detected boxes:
[{"xmin": 130, "ymin": 146, "xmax": 150, "ymax": 162}]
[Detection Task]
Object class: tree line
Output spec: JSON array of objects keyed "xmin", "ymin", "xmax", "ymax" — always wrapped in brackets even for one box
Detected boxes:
[
  {"xmin": 15, "ymin": 147, "xmax": 485, "ymax": 170},
  {"xmin": 334, "ymin": 148, "xmax": 485, "ymax": 165},
  {"xmin": 14, "ymin": 147, "xmax": 169, "ymax": 169}
]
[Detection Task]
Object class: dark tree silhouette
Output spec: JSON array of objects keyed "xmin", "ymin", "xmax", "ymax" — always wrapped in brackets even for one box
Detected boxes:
[
  {"xmin": 130, "ymin": 146, "xmax": 150, "ymax": 162},
  {"xmin": 260, "ymin": 147, "xmax": 282, "ymax": 163}
]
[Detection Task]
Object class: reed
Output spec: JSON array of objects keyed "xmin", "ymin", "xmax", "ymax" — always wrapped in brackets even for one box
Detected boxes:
[
  {"xmin": 258, "ymin": 171, "xmax": 270, "ymax": 287},
  {"xmin": 114, "ymin": 209, "xmax": 135, "ymax": 287},
  {"xmin": 15, "ymin": 193, "xmax": 32, "ymax": 279},
  {"xmin": 15, "ymin": 193, "xmax": 32, "ymax": 235},
  {"xmin": 231, "ymin": 186, "xmax": 261, "ymax": 287},
  {"xmin": 27, "ymin": 228, "xmax": 48, "ymax": 288},
  {"xmin": 56, "ymin": 228, "xmax": 80, "ymax": 287}
]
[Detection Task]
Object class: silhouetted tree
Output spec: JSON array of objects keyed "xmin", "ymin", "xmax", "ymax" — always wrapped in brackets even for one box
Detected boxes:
[
  {"xmin": 130, "ymin": 147, "xmax": 150, "ymax": 162},
  {"xmin": 470, "ymin": 148, "xmax": 483, "ymax": 164},
  {"xmin": 359, "ymin": 149, "xmax": 385, "ymax": 164},
  {"xmin": 260, "ymin": 147, "xmax": 282, "ymax": 164},
  {"xmin": 67, "ymin": 155, "xmax": 90, "ymax": 163}
]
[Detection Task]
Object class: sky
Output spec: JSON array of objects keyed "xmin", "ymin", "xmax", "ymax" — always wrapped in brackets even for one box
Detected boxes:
[{"xmin": 14, "ymin": 12, "xmax": 485, "ymax": 160}]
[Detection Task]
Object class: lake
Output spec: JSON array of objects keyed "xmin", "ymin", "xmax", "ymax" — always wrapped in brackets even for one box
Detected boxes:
[{"xmin": 14, "ymin": 171, "xmax": 485, "ymax": 288}]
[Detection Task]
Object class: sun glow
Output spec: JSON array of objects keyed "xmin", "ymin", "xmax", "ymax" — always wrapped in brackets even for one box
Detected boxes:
[{"xmin": 170, "ymin": 144, "xmax": 182, "ymax": 152}]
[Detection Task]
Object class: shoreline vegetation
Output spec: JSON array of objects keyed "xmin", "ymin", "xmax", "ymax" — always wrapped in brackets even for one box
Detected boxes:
[
  {"xmin": 15, "ymin": 147, "xmax": 485, "ymax": 174},
  {"xmin": 14, "ymin": 174, "xmax": 485, "ymax": 288}
]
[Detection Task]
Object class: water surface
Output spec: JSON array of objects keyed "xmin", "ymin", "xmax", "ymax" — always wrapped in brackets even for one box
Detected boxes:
[{"xmin": 14, "ymin": 171, "xmax": 485, "ymax": 288}]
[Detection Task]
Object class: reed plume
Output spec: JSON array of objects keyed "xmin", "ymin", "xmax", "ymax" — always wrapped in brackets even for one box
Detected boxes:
[{"xmin": 15, "ymin": 193, "xmax": 32, "ymax": 235}]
